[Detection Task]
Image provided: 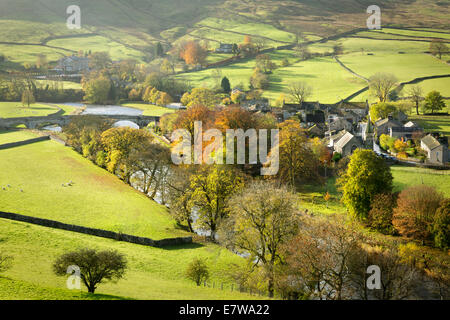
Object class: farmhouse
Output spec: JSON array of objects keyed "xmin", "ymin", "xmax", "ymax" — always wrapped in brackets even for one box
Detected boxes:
[
  {"xmin": 216, "ymin": 43, "xmax": 233, "ymax": 53},
  {"xmin": 333, "ymin": 132, "xmax": 362, "ymax": 157},
  {"xmin": 374, "ymin": 116, "xmax": 402, "ymax": 137},
  {"xmin": 421, "ymin": 134, "xmax": 449, "ymax": 164},
  {"xmin": 53, "ymin": 55, "xmax": 89, "ymax": 74}
]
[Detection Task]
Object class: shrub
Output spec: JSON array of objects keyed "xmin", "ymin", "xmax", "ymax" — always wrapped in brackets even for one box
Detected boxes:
[
  {"xmin": 367, "ymin": 193, "xmax": 397, "ymax": 235},
  {"xmin": 186, "ymin": 258, "xmax": 209, "ymax": 286},
  {"xmin": 393, "ymin": 185, "xmax": 444, "ymax": 242},
  {"xmin": 433, "ymin": 199, "xmax": 450, "ymax": 250},
  {"xmin": 53, "ymin": 248, "xmax": 127, "ymax": 293}
]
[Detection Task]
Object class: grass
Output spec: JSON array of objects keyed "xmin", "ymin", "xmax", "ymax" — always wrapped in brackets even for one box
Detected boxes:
[
  {"xmin": 375, "ymin": 28, "xmax": 450, "ymax": 40},
  {"xmin": 46, "ymin": 36, "xmax": 146, "ymax": 63},
  {"xmin": 0, "ymin": 102, "xmax": 60, "ymax": 118},
  {"xmin": 35, "ymin": 80, "xmax": 83, "ymax": 90},
  {"xmin": 400, "ymin": 77, "xmax": 450, "ymax": 99},
  {"xmin": 176, "ymin": 51, "xmax": 366, "ymax": 104},
  {"xmin": 122, "ymin": 103, "xmax": 175, "ymax": 117},
  {"xmin": 408, "ymin": 114, "xmax": 450, "ymax": 136},
  {"xmin": 0, "ymin": 219, "xmax": 255, "ymax": 300},
  {"xmin": 0, "ymin": 44, "xmax": 68, "ymax": 67},
  {"xmin": 0, "ymin": 129, "xmax": 40, "ymax": 144},
  {"xmin": 0, "ymin": 136, "xmax": 185, "ymax": 240},
  {"xmin": 391, "ymin": 166, "xmax": 450, "ymax": 197}
]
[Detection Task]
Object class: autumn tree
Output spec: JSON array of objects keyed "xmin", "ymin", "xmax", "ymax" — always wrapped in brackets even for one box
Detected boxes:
[
  {"xmin": 408, "ymin": 85, "xmax": 423, "ymax": 115},
  {"xmin": 156, "ymin": 91, "xmax": 173, "ymax": 106},
  {"xmin": 214, "ymin": 106, "xmax": 257, "ymax": 132},
  {"xmin": 173, "ymin": 104, "xmax": 214, "ymax": 138},
  {"xmin": 83, "ymin": 76, "xmax": 111, "ymax": 104},
  {"xmin": 369, "ymin": 73, "xmax": 398, "ymax": 102},
  {"xmin": 186, "ymin": 258, "xmax": 209, "ymax": 286},
  {"xmin": 88, "ymin": 52, "xmax": 112, "ymax": 70},
  {"xmin": 128, "ymin": 142, "xmax": 171, "ymax": 200},
  {"xmin": 255, "ymin": 54, "xmax": 276, "ymax": 74},
  {"xmin": 424, "ymin": 90, "xmax": 446, "ymax": 114},
  {"xmin": 367, "ymin": 192, "xmax": 397, "ymax": 235},
  {"xmin": 288, "ymin": 81, "xmax": 312, "ymax": 107},
  {"xmin": 280, "ymin": 216, "xmax": 364, "ymax": 300},
  {"xmin": 189, "ymin": 165, "xmax": 243, "ymax": 240},
  {"xmin": 181, "ymin": 88, "xmax": 218, "ymax": 109},
  {"xmin": 433, "ymin": 199, "xmax": 450, "ymax": 250},
  {"xmin": 21, "ymin": 89, "xmax": 35, "ymax": 107},
  {"xmin": 369, "ymin": 102, "xmax": 398, "ymax": 122},
  {"xmin": 101, "ymin": 127, "xmax": 153, "ymax": 183},
  {"xmin": 249, "ymin": 68, "xmax": 269, "ymax": 90},
  {"xmin": 338, "ymin": 149, "xmax": 393, "ymax": 220},
  {"xmin": 53, "ymin": 248, "xmax": 127, "ymax": 294},
  {"xmin": 276, "ymin": 120, "xmax": 320, "ymax": 186},
  {"xmin": 167, "ymin": 166, "xmax": 197, "ymax": 232},
  {"xmin": 221, "ymin": 182, "xmax": 299, "ymax": 297},
  {"xmin": 393, "ymin": 185, "xmax": 444, "ymax": 243},
  {"xmin": 180, "ymin": 41, "xmax": 208, "ymax": 66},
  {"xmin": 349, "ymin": 243, "xmax": 419, "ymax": 300},
  {"xmin": 430, "ymin": 39, "xmax": 448, "ymax": 59}
]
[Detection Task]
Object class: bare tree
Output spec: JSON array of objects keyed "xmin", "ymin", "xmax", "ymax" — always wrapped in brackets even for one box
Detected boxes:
[
  {"xmin": 221, "ymin": 182, "xmax": 300, "ymax": 298},
  {"xmin": 369, "ymin": 73, "xmax": 398, "ymax": 102},
  {"xmin": 349, "ymin": 243, "xmax": 419, "ymax": 300},
  {"xmin": 288, "ymin": 81, "xmax": 312, "ymax": 106},
  {"xmin": 280, "ymin": 215, "xmax": 364, "ymax": 300},
  {"xmin": 408, "ymin": 85, "xmax": 423, "ymax": 115},
  {"xmin": 430, "ymin": 39, "xmax": 449, "ymax": 60}
]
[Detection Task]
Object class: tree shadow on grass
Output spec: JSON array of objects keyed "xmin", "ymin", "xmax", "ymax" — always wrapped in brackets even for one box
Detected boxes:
[{"xmin": 159, "ymin": 242, "xmax": 204, "ymax": 251}]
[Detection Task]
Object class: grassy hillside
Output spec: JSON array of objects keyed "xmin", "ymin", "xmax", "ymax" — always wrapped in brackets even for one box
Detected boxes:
[
  {"xmin": 0, "ymin": 130, "xmax": 256, "ymax": 299},
  {"xmin": 0, "ymin": 219, "xmax": 255, "ymax": 300},
  {"xmin": 0, "ymin": 134, "xmax": 186, "ymax": 240}
]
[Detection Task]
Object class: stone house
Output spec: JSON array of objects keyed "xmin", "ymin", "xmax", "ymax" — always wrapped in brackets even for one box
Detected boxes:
[
  {"xmin": 333, "ymin": 132, "xmax": 362, "ymax": 157},
  {"xmin": 374, "ymin": 116, "xmax": 402, "ymax": 137},
  {"xmin": 216, "ymin": 43, "xmax": 233, "ymax": 53},
  {"xmin": 421, "ymin": 134, "xmax": 449, "ymax": 164},
  {"xmin": 54, "ymin": 55, "xmax": 89, "ymax": 73}
]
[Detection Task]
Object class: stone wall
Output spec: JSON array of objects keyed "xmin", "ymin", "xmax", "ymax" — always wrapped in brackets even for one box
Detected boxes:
[
  {"xmin": 0, "ymin": 211, "xmax": 192, "ymax": 248},
  {"xmin": 0, "ymin": 136, "xmax": 50, "ymax": 150}
]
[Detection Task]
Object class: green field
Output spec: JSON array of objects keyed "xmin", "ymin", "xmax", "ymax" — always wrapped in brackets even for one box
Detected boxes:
[
  {"xmin": 0, "ymin": 137, "xmax": 185, "ymax": 240},
  {"xmin": 0, "ymin": 102, "xmax": 61, "ymax": 118},
  {"xmin": 176, "ymin": 51, "xmax": 366, "ymax": 104},
  {"xmin": 123, "ymin": 103, "xmax": 175, "ymax": 117},
  {"xmin": 400, "ymin": 77, "xmax": 450, "ymax": 99},
  {"xmin": 47, "ymin": 36, "xmax": 146, "ymax": 63},
  {"xmin": 409, "ymin": 115, "xmax": 450, "ymax": 136},
  {"xmin": 0, "ymin": 219, "xmax": 254, "ymax": 300},
  {"xmin": 0, "ymin": 129, "xmax": 42, "ymax": 144},
  {"xmin": 391, "ymin": 166, "xmax": 450, "ymax": 197},
  {"xmin": 0, "ymin": 130, "xmax": 257, "ymax": 300}
]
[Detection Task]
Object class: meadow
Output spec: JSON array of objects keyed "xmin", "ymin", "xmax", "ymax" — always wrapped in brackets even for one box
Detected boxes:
[
  {"xmin": 0, "ymin": 129, "xmax": 258, "ymax": 299},
  {"xmin": 0, "ymin": 135, "xmax": 185, "ymax": 240},
  {"xmin": 391, "ymin": 166, "xmax": 450, "ymax": 197},
  {"xmin": 0, "ymin": 102, "xmax": 60, "ymax": 118},
  {"xmin": 123, "ymin": 103, "xmax": 175, "ymax": 117},
  {"xmin": 409, "ymin": 115, "xmax": 450, "ymax": 136},
  {"xmin": 47, "ymin": 36, "xmax": 146, "ymax": 63},
  {"xmin": 0, "ymin": 219, "xmax": 255, "ymax": 300}
]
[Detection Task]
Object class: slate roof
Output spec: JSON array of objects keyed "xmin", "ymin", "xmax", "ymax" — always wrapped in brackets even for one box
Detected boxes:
[
  {"xmin": 335, "ymin": 132, "xmax": 355, "ymax": 149},
  {"xmin": 421, "ymin": 135, "xmax": 442, "ymax": 150}
]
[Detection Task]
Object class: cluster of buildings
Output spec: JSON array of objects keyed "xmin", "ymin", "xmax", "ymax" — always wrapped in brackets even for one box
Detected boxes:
[{"xmin": 240, "ymin": 98, "xmax": 449, "ymax": 165}]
